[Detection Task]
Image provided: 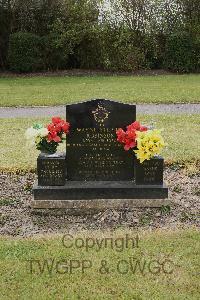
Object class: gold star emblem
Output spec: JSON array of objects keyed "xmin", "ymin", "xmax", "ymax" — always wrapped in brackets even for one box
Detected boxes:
[{"xmin": 92, "ymin": 104, "xmax": 110, "ymax": 125}]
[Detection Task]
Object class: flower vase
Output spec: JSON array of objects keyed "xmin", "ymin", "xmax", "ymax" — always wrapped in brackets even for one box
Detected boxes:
[
  {"xmin": 40, "ymin": 151, "xmax": 59, "ymax": 158},
  {"xmin": 134, "ymin": 156, "xmax": 164, "ymax": 185}
]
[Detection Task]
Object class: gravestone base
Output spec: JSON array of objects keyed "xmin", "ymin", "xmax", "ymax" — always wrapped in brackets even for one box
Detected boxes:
[
  {"xmin": 31, "ymin": 198, "xmax": 170, "ymax": 210},
  {"xmin": 33, "ymin": 180, "xmax": 168, "ymax": 209}
]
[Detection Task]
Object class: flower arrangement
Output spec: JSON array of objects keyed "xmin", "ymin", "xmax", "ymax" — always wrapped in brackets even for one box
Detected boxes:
[
  {"xmin": 116, "ymin": 121, "xmax": 166, "ymax": 163},
  {"xmin": 25, "ymin": 117, "xmax": 70, "ymax": 154},
  {"xmin": 116, "ymin": 121, "xmax": 147, "ymax": 151},
  {"xmin": 134, "ymin": 129, "xmax": 166, "ymax": 163}
]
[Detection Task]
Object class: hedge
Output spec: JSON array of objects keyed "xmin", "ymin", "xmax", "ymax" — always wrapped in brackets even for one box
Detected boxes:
[
  {"xmin": 8, "ymin": 32, "xmax": 44, "ymax": 72},
  {"xmin": 164, "ymin": 32, "xmax": 199, "ymax": 73}
]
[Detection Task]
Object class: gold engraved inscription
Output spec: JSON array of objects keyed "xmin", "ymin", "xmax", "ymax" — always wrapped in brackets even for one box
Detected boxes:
[
  {"xmin": 67, "ymin": 127, "xmax": 125, "ymax": 179},
  {"xmin": 143, "ymin": 162, "xmax": 159, "ymax": 183},
  {"xmin": 40, "ymin": 161, "xmax": 63, "ymax": 182}
]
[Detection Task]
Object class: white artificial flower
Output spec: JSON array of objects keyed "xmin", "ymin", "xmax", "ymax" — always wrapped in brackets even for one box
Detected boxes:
[
  {"xmin": 38, "ymin": 127, "xmax": 49, "ymax": 137},
  {"xmin": 25, "ymin": 127, "xmax": 38, "ymax": 140}
]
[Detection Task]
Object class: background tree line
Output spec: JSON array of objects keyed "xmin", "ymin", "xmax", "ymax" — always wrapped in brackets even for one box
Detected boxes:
[{"xmin": 0, "ymin": 0, "xmax": 199, "ymax": 73}]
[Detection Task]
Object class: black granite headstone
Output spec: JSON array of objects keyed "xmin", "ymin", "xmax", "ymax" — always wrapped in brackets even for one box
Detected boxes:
[
  {"xmin": 66, "ymin": 99, "xmax": 136, "ymax": 181},
  {"xmin": 33, "ymin": 99, "xmax": 168, "ymax": 204}
]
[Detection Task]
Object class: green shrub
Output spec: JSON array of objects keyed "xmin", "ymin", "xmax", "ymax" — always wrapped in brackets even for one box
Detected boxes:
[
  {"xmin": 101, "ymin": 28, "xmax": 146, "ymax": 71},
  {"xmin": 194, "ymin": 36, "xmax": 200, "ymax": 69},
  {"xmin": 8, "ymin": 32, "xmax": 43, "ymax": 72},
  {"xmin": 42, "ymin": 34, "xmax": 69, "ymax": 71},
  {"xmin": 1, "ymin": 0, "xmax": 200, "ymax": 73},
  {"xmin": 74, "ymin": 27, "xmax": 103, "ymax": 69},
  {"xmin": 108, "ymin": 44, "xmax": 145, "ymax": 71},
  {"xmin": 164, "ymin": 32, "xmax": 198, "ymax": 73},
  {"xmin": 142, "ymin": 34, "xmax": 165, "ymax": 69}
]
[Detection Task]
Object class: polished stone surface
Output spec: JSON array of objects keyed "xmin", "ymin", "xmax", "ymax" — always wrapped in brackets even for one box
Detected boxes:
[
  {"xmin": 66, "ymin": 99, "xmax": 136, "ymax": 181},
  {"xmin": 134, "ymin": 156, "xmax": 164, "ymax": 185},
  {"xmin": 33, "ymin": 180, "xmax": 168, "ymax": 200},
  {"xmin": 37, "ymin": 153, "xmax": 66, "ymax": 186}
]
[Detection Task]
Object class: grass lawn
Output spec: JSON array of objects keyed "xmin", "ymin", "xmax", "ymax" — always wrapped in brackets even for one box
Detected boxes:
[
  {"xmin": 0, "ymin": 114, "xmax": 199, "ymax": 172},
  {"xmin": 0, "ymin": 74, "xmax": 200, "ymax": 106},
  {"xmin": 0, "ymin": 228, "xmax": 199, "ymax": 299}
]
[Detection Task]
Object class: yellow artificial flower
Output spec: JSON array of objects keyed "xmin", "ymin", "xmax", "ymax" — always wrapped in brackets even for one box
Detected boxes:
[{"xmin": 134, "ymin": 129, "xmax": 166, "ymax": 163}]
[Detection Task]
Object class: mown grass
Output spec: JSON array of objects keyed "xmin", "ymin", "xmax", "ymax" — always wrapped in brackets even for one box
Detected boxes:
[
  {"xmin": 0, "ymin": 114, "xmax": 199, "ymax": 172},
  {"xmin": 0, "ymin": 74, "xmax": 200, "ymax": 106},
  {"xmin": 0, "ymin": 228, "xmax": 199, "ymax": 299}
]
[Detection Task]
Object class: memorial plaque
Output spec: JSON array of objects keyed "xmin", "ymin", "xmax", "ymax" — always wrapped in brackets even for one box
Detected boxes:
[
  {"xmin": 66, "ymin": 99, "xmax": 136, "ymax": 181},
  {"xmin": 37, "ymin": 153, "xmax": 66, "ymax": 186},
  {"xmin": 134, "ymin": 156, "xmax": 164, "ymax": 185}
]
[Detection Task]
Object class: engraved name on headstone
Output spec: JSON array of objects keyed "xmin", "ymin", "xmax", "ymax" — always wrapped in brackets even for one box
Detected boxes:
[
  {"xmin": 37, "ymin": 153, "xmax": 65, "ymax": 186},
  {"xmin": 66, "ymin": 99, "xmax": 136, "ymax": 181},
  {"xmin": 134, "ymin": 157, "xmax": 164, "ymax": 185}
]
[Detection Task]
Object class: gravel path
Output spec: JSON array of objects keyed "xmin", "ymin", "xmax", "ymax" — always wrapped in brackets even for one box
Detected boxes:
[{"xmin": 0, "ymin": 103, "xmax": 200, "ymax": 118}]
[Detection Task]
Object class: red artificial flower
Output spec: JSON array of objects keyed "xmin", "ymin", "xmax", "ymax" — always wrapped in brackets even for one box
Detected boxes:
[
  {"xmin": 54, "ymin": 123, "xmax": 62, "ymax": 133},
  {"xmin": 46, "ymin": 116, "xmax": 70, "ymax": 144},
  {"xmin": 127, "ymin": 121, "xmax": 147, "ymax": 132},
  {"xmin": 47, "ymin": 118, "xmax": 70, "ymax": 133},
  {"xmin": 61, "ymin": 121, "xmax": 70, "ymax": 134},
  {"xmin": 127, "ymin": 121, "xmax": 141, "ymax": 131},
  {"xmin": 116, "ymin": 128, "xmax": 136, "ymax": 151},
  {"xmin": 124, "ymin": 140, "xmax": 136, "ymax": 151},
  {"xmin": 140, "ymin": 126, "xmax": 148, "ymax": 131},
  {"xmin": 47, "ymin": 131, "xmax": 61, "ymax": 142},
  {"xmin": 52, "ymin": 117, "xmax": 62, "ymax": 124},
  {"xmin": 116, "ymin": 128, "xmax": 126, "ymax": 143},
  {"xmin": 116, "ymin": 121, "xmax": 147, "ymax": 151},
  {"xmin": 48, "ymin": 122, "xmax": 62, "ymax": 134},
  {"xmin": 47, "ymin": 123, "xmax": 55, "ymax": 132}
]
